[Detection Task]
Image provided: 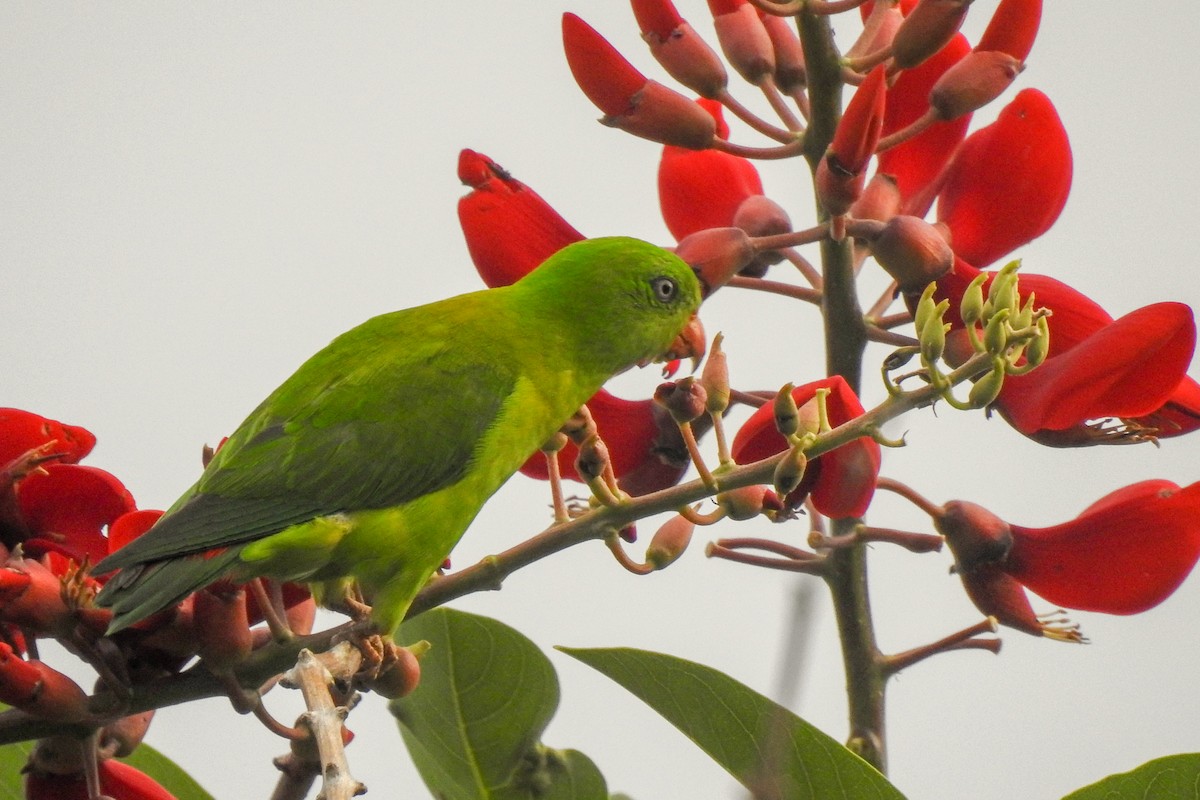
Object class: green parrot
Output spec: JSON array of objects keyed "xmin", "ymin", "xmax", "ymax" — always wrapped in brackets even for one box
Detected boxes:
[{"xmin": 95, "ymin": 237, "xmax": 709, "ymax": 637}]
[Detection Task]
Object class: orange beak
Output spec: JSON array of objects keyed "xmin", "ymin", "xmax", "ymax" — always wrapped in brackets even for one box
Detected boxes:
[{"xmin": 661, "ymin": 314, "xmax": 707, "ymax": 373}]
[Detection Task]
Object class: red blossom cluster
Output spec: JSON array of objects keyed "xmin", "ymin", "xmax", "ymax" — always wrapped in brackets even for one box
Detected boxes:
[
  {"xmin": 455, "ymin": 0, "xmax": 1200, "ymax": 637},
  {"xmin": 0, "ymin": 408, "xmax": 317, "ymax": 798}
]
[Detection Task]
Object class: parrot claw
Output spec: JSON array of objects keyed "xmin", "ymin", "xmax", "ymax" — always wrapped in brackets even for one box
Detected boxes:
[{"xmin": 659, "ymin": 314, "xmax": 707, "ymax": 373}]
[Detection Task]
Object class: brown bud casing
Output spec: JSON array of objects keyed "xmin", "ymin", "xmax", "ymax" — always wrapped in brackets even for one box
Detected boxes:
[
  {"xmin": 849, "ymin": 173, "xmax": 902, "ymax": 225},
  {"xmin": 935, "ymin": 499, "xmax": 1014, "ymax": 571},
  {"xmin": 929, "ymin": 49, "xmax": 1024, "ymax": 120},
  {"xmin": 733, "ymin": 195, "xmax": 792, "ymax": 276},
  {"xmin": 674, "ymin": 227, "xmax": 756, "ymax": 293},
  {"xmin": 574, "ymin": 434, "xmax": 612, "ymax": 483},
  {"xmin": 654, "ymin": 377, "xmax": 709, "ymax": 424},
  {"xmin": 643, "ymin": 21, "xmax": 729, "ymax": 98},
  {"xmin": 758, "ymin": 12, "xmax": 806, "ymax": 92},
  {"xmin": 604, "ymin": 81, "xmax": 718, "ymax": 150},
  {"xmin": 869, "ymin": 215, "xmax": 954, "ymax": 292},
  {"xmin": 712, "ymin": 3, "xmax": 776, "ymax": 85}
]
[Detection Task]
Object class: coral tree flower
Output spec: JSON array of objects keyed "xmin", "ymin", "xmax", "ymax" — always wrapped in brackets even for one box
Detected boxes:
[
  {"xmin": 658, "ymin": 99, "xmax": 764, "ymax": 240},
  {"xmin": 0, "ymin": 408, "xmax": 96, "ymax": 468},
  {"xmin": 16, "ymin": 464, "xmax": 136, "ymax": 565},
  {"xmin": 632, "ymin": 0, "xmax": 729, "ymax": 99},
  {"xmin": 456, "ymin": 149, "xmax": 584, "ymax": 287},
  {"xmin": 937, "ymin": 480, "xmax": 1200, "ymax": 637},
  {"xmin": 562, "ymin": 13, "xmax": 716, "ymax": 149},
  {"xmin": 876, "ymin": 31, "xmax": 971, "ymax": 212},
  {"xmin": 731, "ymin": 376, "xmax": 880, "ymax": 518},
  {"xmin": 936, "ymin": 88, "xmax": 1072, "ymax": 268},
  {"xmin": 25, "ymin": 757, "xmax": 178, "ymax": 800},
  {"xmin": 930, "ymin": 260, "xmax": 1200, "ymax": 443}
]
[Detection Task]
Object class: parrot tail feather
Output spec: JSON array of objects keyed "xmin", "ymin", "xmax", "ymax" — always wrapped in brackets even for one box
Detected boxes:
[{"xmin": 98, "ymin": 548, "xmax": 244, "ymax": 634}]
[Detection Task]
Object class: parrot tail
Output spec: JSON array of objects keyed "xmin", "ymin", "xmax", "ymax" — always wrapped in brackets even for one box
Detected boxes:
[{"xmin": 97, "ymin": 548, "xmax": 244, "ymax": 634}]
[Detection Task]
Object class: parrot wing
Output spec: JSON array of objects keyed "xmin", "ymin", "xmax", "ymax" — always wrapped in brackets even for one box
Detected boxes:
[{"xmin": 97, "ymin": 303, "xmax": 518, "ymax": 573}]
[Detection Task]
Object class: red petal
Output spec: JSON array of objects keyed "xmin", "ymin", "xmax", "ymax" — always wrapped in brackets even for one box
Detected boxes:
[
  {"xmin": 830, "ymin": 65, "xmax": 887, "ymax": 175},
  {"xmin": 108, "ymin": 508, "xmax": 164, "ymax": 554},
  {"xmin": 975, "ymin": 0, "xmax": 1042, "ymax": 61},
  {"xmin": 1147, "ymin": 376, "xmax": 1200, "ymax": 438},
  {"xmin": 936, "ymin": 89, "xmax": 1072, "ymax": 267},
  {"xmin": 658, "ymin": 102, "xmax": 763, "ymax": 240},
  {"xmin": 99, "ymin": 759, "xmax": 179, "ymax": 800},
  {"xmin": 632, "ymin": 0, "xmax": 684, "ymax": 40},
  {"xmin": 0, "ymin": 408, "xmax": 95, "ymax": 468},
  {"xmin": 562, "ymin": 14, "xmax": 647, "ymax": 117},
  {"xmin": 519, "ymin": 390, "xmax": 660, "ymax": 483},
  {"xmin": 456, "ymin": 149, "xmax": 585, "ymax": 287},
  {"xmin": 1007, "ymin": 481, "xmax": 1200, "ymax": 613},
  {"xmin": 877, "ymin": 33, "xmax": 971, "ymax": 210},
  {"xmin": 997, "ymin": 302, "xmax": 1196, "ymax": 434},
  {"xmin": 730, "ymin": 376, "xmax": 879, "ymax": 517},
  {"xmin": 17, "ymin": 464, "xmax": 136, "ymax": 564}
]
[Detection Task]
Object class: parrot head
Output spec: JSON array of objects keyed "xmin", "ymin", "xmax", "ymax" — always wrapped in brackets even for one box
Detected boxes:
[{"xmin": 513, "ymin": 236, "xmax": 710, "ymax": 379}]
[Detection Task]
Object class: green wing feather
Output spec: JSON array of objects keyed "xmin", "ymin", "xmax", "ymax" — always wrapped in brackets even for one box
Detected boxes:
[{"xmin": 97, "ymin": 296, "xmax": 517, "ymax": 582}]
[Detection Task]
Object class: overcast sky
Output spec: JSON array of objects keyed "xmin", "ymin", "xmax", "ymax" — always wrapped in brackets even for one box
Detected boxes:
[{"xmin": 4, "ymin": 4, "xmax": 1199, "ymax": 799}]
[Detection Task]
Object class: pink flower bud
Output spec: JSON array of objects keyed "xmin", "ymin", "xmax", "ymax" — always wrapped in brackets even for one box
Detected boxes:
[
  {"xmin": 868, "ymin": 215, "xmax": 954, "ymax": 292},
  {"xmin": 732, "ymin": 195, "xmax": 792, "ymax": 277},
  {"xmin": 891, "ymin": 0, "xmax": 972, "ymax": 70},
  {"xmin": 633, "ymin": 0, "xmax": 729, "ymax": 98},
  {"xmin": 645, "ymin": 514, "xmax": 695, "ymax": 569},
  {"xmin": 758, "ymin": 11, "xmax": 806, "ymax": 92},
  {"xmin": 928, "ymin": 49, "xmax": 1023, "ymax": 121},
  {"xmin": 707, "ymin": 0, "xmax": 775, "ymax": 85},
  {"xmin": 935, "ymin": 500, "xmax": 1013, "ymax": 571},
  {"xmin": 674, "ymin": 227, "xmax": 757, "ymax": 291},
  {"xmin": 562, "ymin": 14, "xmax": 716, "ymax": 149}
]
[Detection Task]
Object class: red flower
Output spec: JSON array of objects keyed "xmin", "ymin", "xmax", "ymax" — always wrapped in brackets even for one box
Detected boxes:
[
  {"xmin": 658, "ymin": 99, "xmax": 764, "ymax": 240},
  {"xmin": 975, "ymin": 0, "xmax": 1042, "ymax": 63},
  {"xmin": 928, "ymin": 260, "xmax": 1199, "ymax": 444},
  {"xmin": 731, "ymin": 376, "xmax": 880, "ymax": 518},
  {"xmin": 26, "ymin": 757, "xmax": 178, "ymax": 800},
  {"xmin": 877, "ymin": 32, "xmax": 971, "ymax": 212},
  {"xmin": 17, "ymin": 464, "xmax": 136, "ymax": 566},
  {"xmin": 936, "ymin": 89, "xmax": 1072, "ymax": 268},
  {"xmin": 816, "ymin": 65, "xmax": 888, "ymax": 217},
  {"xmin": 0, "ymin": 641, "xmax": 88, "ymax": 721},
  {"xmin": 457, "ymin": 149, "xmax": 585, "ymax": 287},
  {"xmin": 562, "ymin": 13, "xmax": 716, "ymax": 149},
  {"xmin": 0, "ymin": 408, "xmax": 95, "ymax": 468},
  {"xmin": 107, "ymin": 509, "xmax": 165, "ymax": 554},
  {"xmin": 995, "ymin": 302, "xmax": 1196, "ymax": 443},
  {"xmin": 937, "ymin": 481, "xmax": 1200, "ymax": 637},
  {"xmin": 519, "ymin": 389, "xmax": 699, "ymax": 497}
]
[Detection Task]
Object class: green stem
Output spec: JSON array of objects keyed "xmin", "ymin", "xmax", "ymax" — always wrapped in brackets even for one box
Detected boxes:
[{"xmin": 799, "ymin": 7, "xmax": 886, "ymax": 773}]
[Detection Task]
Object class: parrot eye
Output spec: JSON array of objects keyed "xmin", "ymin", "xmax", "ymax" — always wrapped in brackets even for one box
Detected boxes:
[{"xmin": 650, "ymin": 276, "xmax": 678, "ymax": 303}]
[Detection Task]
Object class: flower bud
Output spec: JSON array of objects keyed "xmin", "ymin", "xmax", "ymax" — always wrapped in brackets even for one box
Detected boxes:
[
  {"xmin": 654, "ymin": 377, "xmax": 708, "ymax": 424},
  {"xmin": 645, "ymin": 514, "xmax": 695, "ymax": 569},
  {"xmin": 758, "ymin": 11, "xmax": 806, "ymax": 92},
  {"xmin": 99, "ymin": 710, "xmax": 155, "ymax": 758},
  {"xmin": 674, "ymin": 227, "xmax": 756, "ymax": 292},
  {"xmin": 574, "ymin": 434, "xmax": 612, "ymax": 483},
  {"xmin": 772, "ymin": 383, "xmax": 799, "ymax": 438},
  {"xmin": 891, "ymin": 0, "xmax": 973, "ymax": 71},
  {"xmin": 0, "ymin": 644, "xmax": 88, "ymax": 722},
  {"xmin": 929, "ymin": 49, "xmax": 1024, "ymax": 121},
  {"xmin": 633, "ymin": 0, "xmax": 729, "ymax": 98},
  {"xmin": 194, "ymin": 585, "xmax": 252, "ymax": 671},
  {"xmin": 849, "ymin": 173, "xmax": 902, "ymax": 225},
  {"xmin": 562, "ymin": 13, "xmax": 717, "ymax": 149},
  {"xmin": 869, "ymin": 215, "xmax": 954, "ymax": 292},
  {"xmin": 732, "ymin": 195, "xmax": 792, "ymax": 277},
  {"xmin": 699, "ymin": 333, "xmax": 730, "ymax": 414},
  {"xmin": 773, "ymin": 445, "xmax": 808, "ymax": 497},
  {"xmin": 717, "ymin": 485, "xmax": 781, "ymax": 521},
  {"xmin": 707, "ymin": 0, "xmax": 775, "ymax": 85}
]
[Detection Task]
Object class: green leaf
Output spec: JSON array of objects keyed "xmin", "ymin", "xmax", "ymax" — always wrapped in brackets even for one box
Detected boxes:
[
  {"xmin": 0, "ymin": 739, "xmax": 213, "ymax": 800},
  {"xmin": 1062, "ymin": 753, "xmax": 1200, "ymax": 799},
  {"xmin": 124, "ymin": 743, "xmax": 217, "ymax": 800},
  {"xmin": 392, "ymin": 608, "xmax": 607, "ymax": 800},
  {"xmin": 0, "ymin": 740, "xmax": 33, "ymax": 800},
  {"xmin": 559, "ymin": 647, "xmax": 906, "ymax": 800}
]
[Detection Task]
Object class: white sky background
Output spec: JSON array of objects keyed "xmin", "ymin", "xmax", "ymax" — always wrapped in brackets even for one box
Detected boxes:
[{"xmin": 3, "ymin": 3, "xmax": 1199, "ymax": 799}]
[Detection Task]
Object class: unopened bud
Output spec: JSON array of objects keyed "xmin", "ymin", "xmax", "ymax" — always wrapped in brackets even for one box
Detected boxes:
[
  {"xmin": 870, "ymin": 215, "xmax": 954, "ymax": 293},
  {"xmin": 716, "ymin": 484, "xmax": 778, "ymax": 521},
  {"xmin": 633, "ymin": 0, "xmax": 729, "ymax": 99},
  {"xmin": 700, "ymin": 333, "xmax": 730, "ymax": 414},
  {"xmin": 1025, "ymin": 315, "xmax": 1050, "ymax": 368},
  {"xmin": 654, "ymin": 377, "xmax": 708, "ymax": 423},
  {"xmin": 983, "ymin": 308, "xmax": 1010, "ymax": 354},
  {"xmin": 773, "ymin": 445, "xmax": 808, "ymax": 498},
  {"xmin": 773, "ymin": 383, "xmax": 799, "ymax": 438},
  {"xmin": 929, "ymin": 49, "xmax": 1024, "ymax": 121},
  {"xmin": 891, "ymin": 0, "xmax": 973, "ymax": 71},
  {"xmin": 0, "ymin": 644, "xmax": 88, "ymax": 722},
  {"xmin": 575, "ymin": 434, "xmax": 612, "ymax": 483},
  {"xmin": 674, "ymin": 227, "xmax": 756, "ymax": 292},
  {"xmin": 961, "ymin": 272, "xmax": 987, "ymax": 327},
  {"xmin": 709, "ymin": 1, "xmax": 775, "ymax": 85},
  {"xmin": 968, "ymin": 359, "xmax": 1006, "ymax": 407},
  {"xmin": 920, "ymin": 309, "xmax": 949, "ymax": 364},
  {"xmin": 604, "ymin": 81, "xmax": 719, "ymax": 150},
  {"xmin": 99, "ymin": 710, "xmax": 155, "ymax": 758},
  {"xmin": 561, "ymin": 406, "xmax": 598, "ymax": 446},
  {"xmin": 371, "ymin": 642, "xmax": 425, "ymax": 699},
  {"xmin": 645, "ymin": 515, "xmax": 695, "ymax": 569},
  {"xmin": 815, "ymin": 154, "xmax": 867, "ymax": 218},
  {"xmin": 194, "ymin": 586, "xmax": 252, "ymax": 671},
  {"xmin": 849, "ymin": 173, "xmax": 902, "ymax": 225},
  {"xmin": 733, "ymin": 195, "xmax": 792, "ymax": 277},
  {"xmin": 758, "ymin": 11, "xmax": 806, "ymax": 92}
]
